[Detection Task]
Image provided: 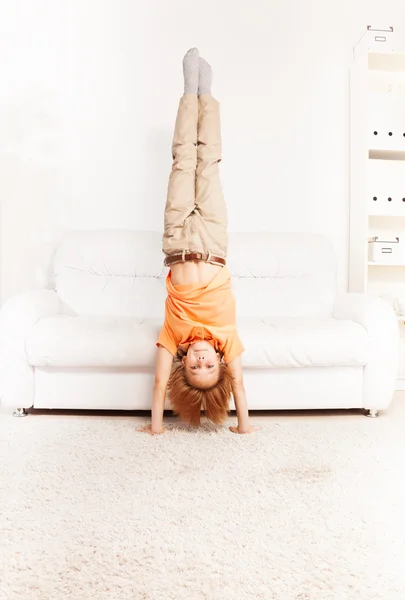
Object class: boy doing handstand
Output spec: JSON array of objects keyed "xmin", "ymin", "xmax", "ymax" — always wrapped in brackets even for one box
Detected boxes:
[{"xmin": 141, "ymin": 49, "xmax": 256, "ymax": 435}]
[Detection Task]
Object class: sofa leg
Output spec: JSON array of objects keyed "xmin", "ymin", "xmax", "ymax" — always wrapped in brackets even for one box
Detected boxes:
[
  {"xmin": 365, "ymin": 408, "xmax": 379, "ymax": 418},
  {"xmin": 13, "ymin": 408, "xmax": 28, "ymax": 418}
]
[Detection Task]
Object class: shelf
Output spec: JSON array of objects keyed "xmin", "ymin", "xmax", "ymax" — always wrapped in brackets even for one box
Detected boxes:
[
  {"xmin": 368, "ymin": 212, "xmax": 405, "ymax": 218},
  {"xmin": 369, "ymin": 149, "xmax": 405, "ymax": 160},
  {"xmin": 368, "ymin": 69, "xmax": 405, "ymax": 79},
  {"xmin": 368, "ymin": 261, "xmax": 405, "ymax": 266},
  {"xmin": 369, "ymin": 52, "xmax": 405, "ymax": 72}
]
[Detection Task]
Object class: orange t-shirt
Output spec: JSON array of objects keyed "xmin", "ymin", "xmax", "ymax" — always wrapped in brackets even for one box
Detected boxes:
[{"xmin": 156, "ymin": 266, "xmax": 244, "ymax": 364}]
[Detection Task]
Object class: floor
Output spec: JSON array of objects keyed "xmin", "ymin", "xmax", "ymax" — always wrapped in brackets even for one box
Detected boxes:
[{"xmin": 1, "ymin": 395, "xmax": 405, "ymax": 600}]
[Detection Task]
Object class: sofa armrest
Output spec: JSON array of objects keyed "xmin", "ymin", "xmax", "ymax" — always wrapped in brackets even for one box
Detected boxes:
[
  {"xmin": 0, "ymin": 290, "xmax": 61, "ymax": 408},
  {"xmin": 333, "ymin": 293, "xmax": 399, "ymax": 411},
  {"xmin": 0, "ymin": 290, "xmax": 61, "ymax": 335}
]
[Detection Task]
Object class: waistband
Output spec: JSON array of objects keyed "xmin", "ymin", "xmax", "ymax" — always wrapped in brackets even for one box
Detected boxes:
[{"xmin": 164, "ymin": 251, "xmax": 226, "ymax": 267}]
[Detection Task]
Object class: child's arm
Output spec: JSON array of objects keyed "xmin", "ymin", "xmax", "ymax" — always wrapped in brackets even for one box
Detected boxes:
[
  {"xmin": 140, "ymin": 345, "xmax": 173, "ymax": 435},
  {"xmin": 227, "ymin": 356, "xmax": 258, "ymax": 434}
]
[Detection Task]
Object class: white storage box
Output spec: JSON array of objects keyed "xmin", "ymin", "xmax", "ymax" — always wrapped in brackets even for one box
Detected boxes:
[
  {"xmin": 368, "ymin": 94, "xmax": 405, "ymax": 152},
  {"xmin": 368, "ymin": 236, "xmax": 403, "ymax": 264},
  {"xmin": 367, "ymin": 160, "xmax": 405, "ymax": 215},
  {"xmin": 354, "ymin": 25, "xmax": 394, "ymax": 62},
  {"xmin": 366, "ymin": 26, "xmax": 394, "ymax": 52}
]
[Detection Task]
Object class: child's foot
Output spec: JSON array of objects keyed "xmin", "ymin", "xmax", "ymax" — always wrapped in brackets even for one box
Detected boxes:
[
  {"xmin": 183, "ymin": 48, "xmax": 199, "ymax": 95},
  {"xmin": 199, "ymin": 57, "xmax": 212, "ymax": 95}
]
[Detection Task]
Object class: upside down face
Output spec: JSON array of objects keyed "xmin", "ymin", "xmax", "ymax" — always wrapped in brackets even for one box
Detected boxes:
[{"xmin": 181, "ymin": 341, "xmax": 221, "ymax": 389}]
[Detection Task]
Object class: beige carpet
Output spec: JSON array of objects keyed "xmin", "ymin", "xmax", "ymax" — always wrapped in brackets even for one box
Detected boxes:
[{"xmin": 1, "ymin": 398, "xmax": 405, "ymax": 600}]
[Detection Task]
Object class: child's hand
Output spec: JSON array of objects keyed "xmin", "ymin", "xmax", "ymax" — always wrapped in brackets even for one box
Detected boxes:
[
  {"xmin": 229, "ymin": 425, "xmax": 259, "ymax": 435},
  {"xmin": 138, "ymin": 424, "xmax": 168, "ymax": 435}
]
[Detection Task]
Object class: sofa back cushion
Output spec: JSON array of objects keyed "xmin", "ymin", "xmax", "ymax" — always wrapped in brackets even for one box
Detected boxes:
[
  {"xmin": 53, "ymin": 230, "xmax": 337, "ymax": 318},
  {"xmin": 54, "ymin": 230, "xmax": 166, "ymax": 318},
  {"xmin": 227, "ymin": 232, "xmax": 337, "ymax": 318}
]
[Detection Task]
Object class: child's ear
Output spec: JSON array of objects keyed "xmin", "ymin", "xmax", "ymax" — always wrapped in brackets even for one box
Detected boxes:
[
  {"xmin": 181, "ymin": 355, "xmax": 187, "ymax": 366},
  {"xmin": 216, "ymin": 352, "xmax": 221, "ymax": 362}
]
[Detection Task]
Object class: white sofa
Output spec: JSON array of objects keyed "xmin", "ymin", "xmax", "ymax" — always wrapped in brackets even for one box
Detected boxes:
[{"xmin": 0, "ymin": 230, "xmax": 399, "ymax": 417}]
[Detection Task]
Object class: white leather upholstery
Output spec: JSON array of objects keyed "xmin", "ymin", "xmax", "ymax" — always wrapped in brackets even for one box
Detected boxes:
[
  {"xmin": 26, "ymin": 316, "xmax": 162, "ymax": 368},
  {"xmin": 53, "ymin": 230, "xmax": 167, "ymax": 318},
  {"xmin": 333, "ymin": 293, "xmax": 399, "ymax": 411},
  {"xmin": 52, "ymin": 230, "xmax": 336, "ymax": 318},
  {"xmin": 237, "ymin": 317, "xmax": 369, "ymax": 369},
  {"xmin": 0, "ymin": 230, "xmax": 399, "ymax": 413},
  {"xmin": 32, "ymin": 366, "xmax": 364, "ymax": 412},
  {"xmin": 25, "ymin": 315, "xmax": 369, "ymax": 369},
  {"xmin": 0, "ymin": 291, "xmax": 61, "ymax": 409},
  {"xmin": 228, "ymin": 232, "xmax": 337, "ymax": 318}
]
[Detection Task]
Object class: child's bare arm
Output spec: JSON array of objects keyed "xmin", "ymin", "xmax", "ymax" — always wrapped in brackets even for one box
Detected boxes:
[
  {"xmin": 140, "ymin": 345, "xmax": 173, "ymax": 435},
  {"xmin": 152, "ymin": 345, "xmax": 173, "ymax": 432},
  {"xmin": 228, "ymin": 356, "xmax": 257, "ymax": 434}
]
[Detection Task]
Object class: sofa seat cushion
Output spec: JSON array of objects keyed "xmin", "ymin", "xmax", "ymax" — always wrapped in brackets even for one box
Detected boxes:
[
  {"xmin": 26, "ymin": 315, "xmax": 369, "ymax": 369},
  {"xmin": 238, "ymin": 317, "xmax": 369, "ymax": 368},
  {"xmin": 26, "ymin": 316, "xmax": 162, "ymax": 368}
]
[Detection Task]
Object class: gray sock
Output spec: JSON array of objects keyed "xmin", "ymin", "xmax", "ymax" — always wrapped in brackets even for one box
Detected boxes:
[
  {"xmin": 198, "ymin": 57, "xmax": 212, "ymax": 95},
  {"xmin": 183, "ymin": 48, "xmax": 199, "ymax": 95}
]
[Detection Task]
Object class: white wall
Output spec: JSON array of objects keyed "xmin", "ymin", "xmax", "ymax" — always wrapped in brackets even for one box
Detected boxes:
[{"xmin": 1, "ymin": 0, "xmax": 405, "ymax": 302}]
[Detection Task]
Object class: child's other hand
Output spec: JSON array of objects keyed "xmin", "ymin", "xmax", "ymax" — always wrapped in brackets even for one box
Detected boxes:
[
  {"xmin": 229, "ymin": 425, "xmax": 259, "ymax": 435},
  {"xmin": 138, "ymin": 424, "xmax": 168, "ymax": 435}
]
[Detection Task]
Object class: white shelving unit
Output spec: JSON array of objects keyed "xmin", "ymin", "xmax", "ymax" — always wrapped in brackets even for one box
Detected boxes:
[{"xmin": 349, "ymin": 26, "xmax": 405, "ymax": 389}]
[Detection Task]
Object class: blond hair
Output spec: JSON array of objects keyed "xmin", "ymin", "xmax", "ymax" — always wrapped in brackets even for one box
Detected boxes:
[{"xmin": 167, "ymin": 363, "xmax": 234, "ymax": 426}]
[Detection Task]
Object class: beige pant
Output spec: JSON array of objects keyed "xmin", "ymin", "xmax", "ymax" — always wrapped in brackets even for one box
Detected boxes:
[{"xmin": 162, "ymin": 94, "xmax": 228, "ymax": 260}]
